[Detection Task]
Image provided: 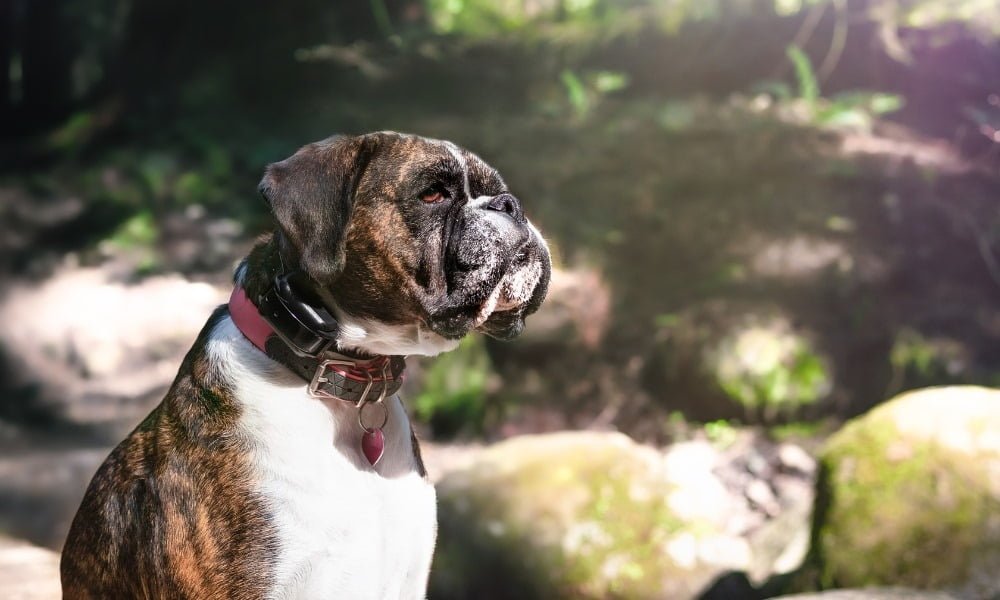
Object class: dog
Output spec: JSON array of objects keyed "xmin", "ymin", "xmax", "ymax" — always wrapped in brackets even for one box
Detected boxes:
[{"xmin": 60, "ymin": 131, "xmax": 551, "ymax": 599}]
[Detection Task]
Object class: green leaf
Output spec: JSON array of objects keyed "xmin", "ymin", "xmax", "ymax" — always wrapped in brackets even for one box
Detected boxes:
[
  {"xmin": 561, "ymin": 69, "xmax": 590, "ymax": 119},
  {"xmin": 786, "ymin": 45, "xmax": 819, "ymax": 106}
]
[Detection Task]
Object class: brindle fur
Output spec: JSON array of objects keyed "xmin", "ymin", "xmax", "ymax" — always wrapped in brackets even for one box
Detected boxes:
[{"xmin": 61, "ymin": 308, "xmax": 279, "ymax": 599}]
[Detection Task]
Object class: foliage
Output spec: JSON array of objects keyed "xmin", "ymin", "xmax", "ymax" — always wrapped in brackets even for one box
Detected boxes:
[
  {"xmin": 772, "ymin": 45, "xmax": 905, "ymax": 133},
  {"xmin": 767, "ymin": 420, "xmax": 828, "ymax": 442},
  {"xmin": 703, "ymin": 419, "xmax": 739, "ymax": 448},
  {"xmin": 559, "ymin": 69, "xmax": 628, "ymax": 120},
  {"xmin": 712, "ymin": 322, "xmax": 831, "ymax": 423},
  {"xmin": 786, "ymin": 46, "xmax": 819, "ymax": 108},
  {"xmin": 106, "ymin": 210, "xmax": 157, "ymax": 249},
  {"xmin": 900, "ymin": 0, "xmax": 1000, "ymax": 35},
  {"xmin": 413, "ymin": 336, "xmax": 494, "ymax": 438},
  {"xmin": 887, "ymin": 328, "xmax": 968, "ymax": 394}
]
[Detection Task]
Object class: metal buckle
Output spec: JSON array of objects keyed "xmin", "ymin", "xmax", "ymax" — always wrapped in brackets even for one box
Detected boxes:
[
  {"xmin": 307, "ymin": 357, "xmax": 396, "ymax": 404},
  {"xmin": 308, "ymin": 359, "xmax": 357, "ymax": 400},
  {"xmin": 309, "ymin": 359, "xmax": 386, "ymax": 405}
]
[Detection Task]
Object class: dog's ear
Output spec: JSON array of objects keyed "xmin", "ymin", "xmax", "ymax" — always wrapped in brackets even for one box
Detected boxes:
[{"xmin": 258, "ymin": 135, "xmax": 376, "ymax": 283}]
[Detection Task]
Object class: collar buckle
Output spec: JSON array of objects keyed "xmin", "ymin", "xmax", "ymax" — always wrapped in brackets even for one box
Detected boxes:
[
  {"xmin": 308, "ymin": 356, "xmax": 403, "ymax": 404},
  {"xmin": 309, "ymin": 359, "xmax": 362, "ymax": 401}
]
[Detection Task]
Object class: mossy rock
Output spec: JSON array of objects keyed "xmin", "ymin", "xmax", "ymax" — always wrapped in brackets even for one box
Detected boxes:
[
  {"xmin": 430, "ymin": 432, "xmax": 742, "ymax": 600},
  {"xmin": 811, "ymin": 386, "xmax": 1000, "ymax": 597},
  {"xmin": 778, "ymin": 589, "xmax": 959, "ymax": 599}
]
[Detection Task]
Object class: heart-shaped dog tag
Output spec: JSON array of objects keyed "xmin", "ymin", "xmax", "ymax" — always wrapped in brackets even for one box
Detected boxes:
[{"xmin": 362, "ymin": 428, "xmax": 385, "ymax": 466}]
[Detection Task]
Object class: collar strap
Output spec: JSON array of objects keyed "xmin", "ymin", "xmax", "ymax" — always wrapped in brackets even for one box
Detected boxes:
[{"xmin": 228, "ymin": 285, "xmax": 405, "ymax": 404}]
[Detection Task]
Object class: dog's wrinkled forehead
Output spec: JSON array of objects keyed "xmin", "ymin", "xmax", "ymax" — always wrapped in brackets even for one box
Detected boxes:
[{"xmin": 358, "ymin": 133, "xmax": 506, "ymax": 200}]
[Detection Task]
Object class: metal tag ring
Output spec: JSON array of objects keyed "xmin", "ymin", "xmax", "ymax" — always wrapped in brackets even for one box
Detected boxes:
[
  {"xmin": 353, "ymin": 371, "xmax": 375, "ymax": 408},
  {"xmin": 375, "ymin": 360, "xmax": 390, "ymax": 404},
  {"xmin": 358, "ymin": 400, "xmax": 388, "ymax": 433}
]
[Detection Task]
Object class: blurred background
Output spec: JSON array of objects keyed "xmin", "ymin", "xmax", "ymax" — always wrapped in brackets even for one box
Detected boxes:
[{"xmin": 1, "ymin": 1, "xmax": 999, "ymax": 598}]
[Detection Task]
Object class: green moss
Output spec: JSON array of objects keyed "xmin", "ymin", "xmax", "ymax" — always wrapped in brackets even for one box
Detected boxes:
[
  {"xmin": 767, "ymin": 420, "xmax": 829, "ymax": 442},
  {"xmin": 49, "ymin": 111, "xmax": 96, "ymax": 152},
  {"xmin": 815, "ymin": 413, "xmax": 998, "ymax": 588},
  {"xmin": 432, "ymin": 434, "xmax": 708, "ymax": 599},
  {"xmin": 704, "ymin": 419, "xmax": 739, "ymax": 448}
]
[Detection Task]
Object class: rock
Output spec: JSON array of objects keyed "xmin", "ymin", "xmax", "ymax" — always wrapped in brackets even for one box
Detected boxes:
[
  {"xmin": 0, "ymin": 266, "xmax": 223, "ymax": 379},
  {"xmin": 745, "ymin": 480, "xmax": 779, "ymax": 516},
  {"xmin": 778, "ymin": 443, "xmax": 815, "ymax": 475},
  {"xmin": 509, "ymin": 267, "xmax": 611, "ymax": 349},
  {"xmin": 0, "ymin": 265, "xmax": 225, "ymax": 432},
  {"xmin": 810, "ymin": 386, "xmax": 1000, "ymax": 598},
  {"xmin": 713, "ymin": 433, "xmax": 816, "ymax": 584},
  {"xmin": 776, "ymin": 590, "xmax": 959, "ymax": 600},
  {"xmin": 430, "ymin": 431, "xmax": 815, "ymax": 600},
  {"xmin": 662, "ymin": 441, "xmax": 735, "ymax": 525},
  {"xmin": 0, "ymin": 535, "xmax": 61, "ymax": 600},
  {"xmin": 431, "ymin": 432, "xmax": 730, "ymax": 599}
]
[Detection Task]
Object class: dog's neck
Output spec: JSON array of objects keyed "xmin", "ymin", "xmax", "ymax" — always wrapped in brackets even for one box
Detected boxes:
[
  {"xmin": 236, "ymin": 236, "xmax": 347, "ymax": 354},
  {"xmin": 236, "ymin": 234, "xmax": 462, "ymax": 358},
  {"xmin": 236, "ymin": 235, "xmax": 293, "ymax": 310},
  {"xmin": 229, "ymin": 251, "xmax": 407, "ymax": 467},
  {"xmin": 228, "ymin": 284, "xmax": 405, "ymax": 388},
  {"xmin": 231, "ymin": 237, "xmax": 407, "ymax": 394}
]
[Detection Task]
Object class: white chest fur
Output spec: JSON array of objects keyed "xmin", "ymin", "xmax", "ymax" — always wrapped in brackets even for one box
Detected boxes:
[{"xmin": 207, "ymin": 317, "xmax": 437, "ymax": 600}]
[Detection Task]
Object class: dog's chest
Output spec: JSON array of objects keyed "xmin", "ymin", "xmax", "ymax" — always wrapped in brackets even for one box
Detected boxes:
[{"xmin": 217, "ymin": 321, "xmax": 436, "ymax": 600}]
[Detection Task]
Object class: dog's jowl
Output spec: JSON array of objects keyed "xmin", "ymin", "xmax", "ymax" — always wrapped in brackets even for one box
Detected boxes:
[{"xmin": 61, "ymin": 132, "xmax": 551, "ymax": 599}]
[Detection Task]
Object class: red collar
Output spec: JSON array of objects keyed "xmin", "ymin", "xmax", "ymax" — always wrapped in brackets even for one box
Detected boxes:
[
  {"xmin": 229, "ymin": 286, "xmax": 274, "ymax": 354},
  {"xmin": 228, "ymin": 284, "xmax": 406, "ymax": 466},
  {"xmin": 227, "ymin": 285, "xmax": 406, "ymax": 405}
]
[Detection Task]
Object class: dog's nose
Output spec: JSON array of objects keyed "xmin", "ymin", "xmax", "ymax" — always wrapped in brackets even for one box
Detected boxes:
[{"xmin": 486, "ymin": 193, "xmax": 524, "ymax": 223}]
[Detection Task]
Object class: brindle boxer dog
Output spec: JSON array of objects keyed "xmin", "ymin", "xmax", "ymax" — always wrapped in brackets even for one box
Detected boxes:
[{"xmin": 61, "ymin": 131, "xmax": 551, "ymax": 599}]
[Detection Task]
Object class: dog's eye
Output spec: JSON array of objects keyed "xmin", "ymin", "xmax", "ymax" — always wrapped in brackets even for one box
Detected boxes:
[{"xmin": 420, "ymin": 189, "xmax": 446, "ymax": 204}]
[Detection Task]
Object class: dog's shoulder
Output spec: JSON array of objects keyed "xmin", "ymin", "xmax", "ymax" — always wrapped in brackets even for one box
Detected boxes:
[{"xmin": 62, "ymin": 308, "xmax": 281, "ymax": 599}]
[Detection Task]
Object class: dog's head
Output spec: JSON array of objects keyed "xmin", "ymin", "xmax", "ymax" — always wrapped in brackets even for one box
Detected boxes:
[{"xmin": 255, "ymin": 131, "xmax": 551, "ymax": 356}]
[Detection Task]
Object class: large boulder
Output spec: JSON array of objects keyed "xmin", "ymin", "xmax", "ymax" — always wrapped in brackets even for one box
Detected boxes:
[
  {"xmin": 810, "ymin": 386, "xmax": 1000, "ymax": 598},
  {"xmin": 430, "ymin": 431, "xmax": 814, "ymax": 600},
  {"xmin": 777, "ymin": 590, "xmax": 959, "ymax": 600}
]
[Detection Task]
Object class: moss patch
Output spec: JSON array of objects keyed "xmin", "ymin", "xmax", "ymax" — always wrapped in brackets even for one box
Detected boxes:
[
  {"xmin": 812, "ymin": 388, "xmax": 1000, "ymax": 589},
  {"xmin": 431, "ymin": 433, "xmax": 722, "ymax": 599}
]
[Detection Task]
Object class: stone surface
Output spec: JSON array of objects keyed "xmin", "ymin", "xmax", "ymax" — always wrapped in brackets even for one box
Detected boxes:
[
  {"xmin": 509, "ymin": 266, "xmax": 611, "ymax": 350},
  {"xmin": 811, "ymin": 385, "xmax": 1000, "ymax": 598},
  {"xmin": 430, "ymin": 431, "xmax": 815, "ymax": 600},
  {"xmin": 0, "ymin": 265, "xmax": 226, "ymax": 434},
  {"xmin": 777, "ymin": 589, "xmax": 959, "ymax": 600},
  {"xmin": 0, "ymin": 535, "xmax": 61, "ymax": 600}
]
